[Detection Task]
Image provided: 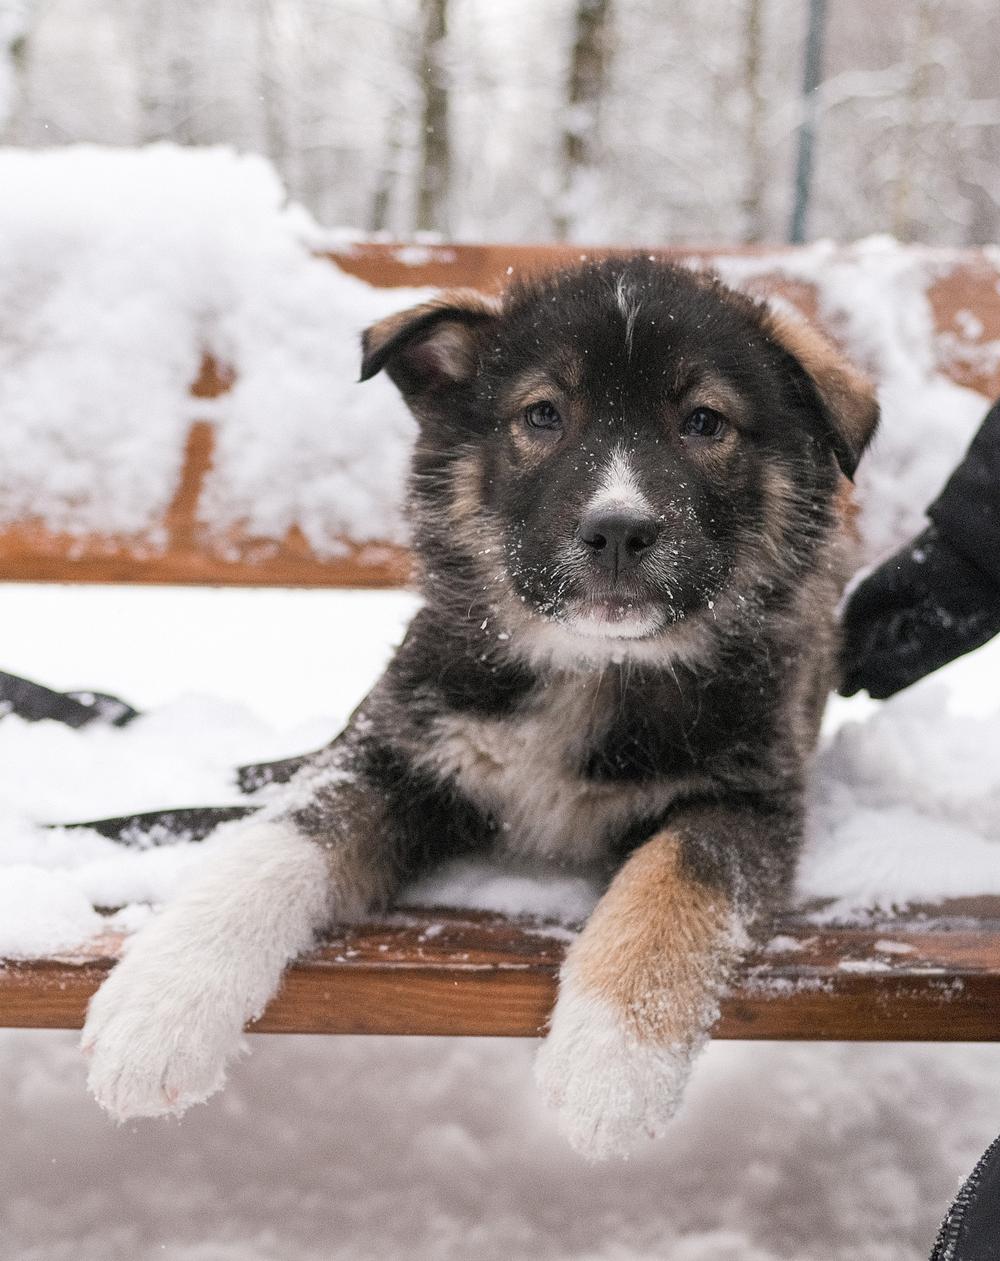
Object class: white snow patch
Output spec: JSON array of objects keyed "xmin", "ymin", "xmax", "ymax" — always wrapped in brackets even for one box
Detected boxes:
[
  {"xmin": 401, "ymin": 856, "xmax": 600, "ymax": 924},
  {"xmin": 0, "ymin": 145, "xmax": 428, "ymax": 552},
  {"xmin": 837, "ymin": 959, "xmax": 893, "ymax": 974},
  {"xmin": 0, "ymin": 866, "xmax": 103, "ymax": 957},
  {"xmin": 802, "ymin": 683, "xmax": 1000, "ymax": 918},
  {"xmin": 763, "ymin": 934, "xmax": 807, "ymax": 954}
]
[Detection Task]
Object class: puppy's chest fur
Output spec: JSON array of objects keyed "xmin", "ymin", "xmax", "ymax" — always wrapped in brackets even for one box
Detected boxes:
[{"xmin": 417, "ymin": 671, "xmax": 698, "ymax": 865}]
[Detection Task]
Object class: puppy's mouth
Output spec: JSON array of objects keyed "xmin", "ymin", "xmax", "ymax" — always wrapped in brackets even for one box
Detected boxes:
[{"xmin": 560, "ymin": 595, "xmax": 665, "ymax": 640}]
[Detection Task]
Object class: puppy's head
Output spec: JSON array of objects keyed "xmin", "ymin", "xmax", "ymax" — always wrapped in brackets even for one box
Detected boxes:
[{"xmin": 361, "ymin": 258, "xmax": 877, "ymax": 659}]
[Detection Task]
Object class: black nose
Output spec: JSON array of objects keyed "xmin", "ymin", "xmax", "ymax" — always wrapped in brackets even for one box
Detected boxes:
[{"xmin": 577, "ymin": 508, "xmax": 661, "ymax": 578}]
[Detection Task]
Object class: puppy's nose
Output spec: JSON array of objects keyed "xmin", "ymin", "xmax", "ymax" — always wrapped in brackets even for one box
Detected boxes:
[{"xmin": 578, "ymin": 508, "xmax": 661, "ymax": 578}]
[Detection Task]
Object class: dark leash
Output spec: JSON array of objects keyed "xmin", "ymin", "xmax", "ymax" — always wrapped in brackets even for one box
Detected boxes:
[
  {"xmin": 0, "ymin": 669, "xmax": 139, "ymax": 729},
  {"xmin": 1, "ymin": 669, "xmax": 316, "ymax": 844}
]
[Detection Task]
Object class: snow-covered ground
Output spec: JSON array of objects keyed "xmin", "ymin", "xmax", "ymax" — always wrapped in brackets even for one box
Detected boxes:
[{"xmin": 3, "ymin": 583, "xmax": 1000, "ymax": 1260}]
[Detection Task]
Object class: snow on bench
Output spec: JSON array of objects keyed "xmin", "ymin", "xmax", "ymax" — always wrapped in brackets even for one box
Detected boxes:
[{"xmin": 1, "ymin": 226, "xmax": 999, "ymax": 584}]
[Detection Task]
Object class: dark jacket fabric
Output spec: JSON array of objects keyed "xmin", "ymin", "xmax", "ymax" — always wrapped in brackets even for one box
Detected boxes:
[
  {"xmin": 924, "ymin": 401, "xmax": 1000, "ymax": 1256},
  {"xmin": 931, "ymin": 1134, "xmax": 1000, "ymax": 1260},
  {"xmin": 929, "ymin": 399, "xmax": 1000, "ymax": 587},
  {"xmin": 840, "ymin": 398, "xmax": 1000, "ymax": 699}
]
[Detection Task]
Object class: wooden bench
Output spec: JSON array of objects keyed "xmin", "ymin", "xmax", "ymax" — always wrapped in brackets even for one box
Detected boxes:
[{"xmin": 3, "ymin": 242, "xmax": 1000, "ymax": 1041}]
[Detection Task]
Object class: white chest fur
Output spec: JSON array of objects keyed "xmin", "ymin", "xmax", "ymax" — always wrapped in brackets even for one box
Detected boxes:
[{"xmin": 419, "ymin": 675, "xmax": 682, "ymax": 865}]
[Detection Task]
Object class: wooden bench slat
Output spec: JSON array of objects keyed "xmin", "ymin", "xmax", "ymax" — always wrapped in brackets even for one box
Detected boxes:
[{"xmin": 4, "ymin": 904, "xmax": 1000, "ymax": 1040}]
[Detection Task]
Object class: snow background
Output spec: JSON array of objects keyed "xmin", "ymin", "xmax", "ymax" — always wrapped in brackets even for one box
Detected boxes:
[
  {"xmin": 4, "ymin": 0, "xmax": 999, "ymax": 249},
  {"xmin": 2, "ymin": 585, "xmax": 1000, "ymax": 1260}
]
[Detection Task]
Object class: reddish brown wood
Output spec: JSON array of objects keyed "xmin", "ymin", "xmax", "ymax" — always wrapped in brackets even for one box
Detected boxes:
[
  {"xmin": 1, "ymin": 242, "xmax": 997, "ymax": 588},
  {"xmin": 4, "ymin": 904, "xmax": 1000, "ymax": 1040},
  {"xmin": 0, "ymin": 520, "xmax": 412, "ymax": 588}
]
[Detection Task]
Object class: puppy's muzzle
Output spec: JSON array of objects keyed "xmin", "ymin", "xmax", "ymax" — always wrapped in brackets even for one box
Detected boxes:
[{"xmin": 577, "ymin": 508, "xmax": 661, "ymax": 582}]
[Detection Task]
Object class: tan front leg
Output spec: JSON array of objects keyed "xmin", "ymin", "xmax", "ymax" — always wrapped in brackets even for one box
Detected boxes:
[{"xmin": 536, "ymin": 831, "xmax": 741, "ymax": 1160}]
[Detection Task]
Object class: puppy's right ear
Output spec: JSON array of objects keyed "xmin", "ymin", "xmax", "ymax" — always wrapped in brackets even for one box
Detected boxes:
[
  {"xmin": 360, "ymin": 289, "xmax": 501, "ymax": 403},
  {"xmin": 762, "ymin": 309, "xmax": 879, "ymax": 481}
]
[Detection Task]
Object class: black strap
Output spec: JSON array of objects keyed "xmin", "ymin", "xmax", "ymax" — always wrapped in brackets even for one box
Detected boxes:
[
  {"xmin": 0, "ymin": 670, "xmax": 139, "ymax": 729},
  {"xmin": 4, "ymin": 669, "xmax": 318, "ymax": 845},
  {"xmin": 56, "ymin": 805, "xmax": 259, "ymax": 846}
]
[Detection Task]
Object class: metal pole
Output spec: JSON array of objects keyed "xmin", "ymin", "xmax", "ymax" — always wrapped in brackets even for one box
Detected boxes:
[{"xmin": 789, "ymin": 0, "xmax": 828, "ymax": 243}]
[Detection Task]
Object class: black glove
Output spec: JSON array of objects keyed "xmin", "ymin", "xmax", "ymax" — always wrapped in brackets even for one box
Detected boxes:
[{"xmin": 839, "ymin": 524, "xmax": 1000, "ymax": 699}]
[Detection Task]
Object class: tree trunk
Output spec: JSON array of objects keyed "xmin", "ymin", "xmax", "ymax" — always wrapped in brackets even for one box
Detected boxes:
[
  {"xmin": 892, "ymin": 0, "xmax": 934, "ymax": 242},
  {"xmin": 370, "ymin": 101, "xmax": 406, "ymax": 234},
  {"xmin": 554, "ymin": 0, "xmax": 612, "ymax": 241},
  {"xmin": 134, "ymin": 0, "xmax": 201, "ymax": 145},
  {"xmin": 415, "ymin": 0, "xmax": 450, "ymax": 234},
  {"xmin": 0, "ymin": 0, "xmax": 32, "ymax": 144},
  {"xmin": 788, "ymin": 0, "xmax": 827, "ymax": 243},
  {"xmin": 741, "ymin": 0, "xmax": 767, "ymax": 243},
  {"xmin": 256, "ymin": 0, "xmax": 299, "ymax": 196}
]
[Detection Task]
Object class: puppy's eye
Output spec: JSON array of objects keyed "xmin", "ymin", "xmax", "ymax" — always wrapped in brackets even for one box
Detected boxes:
[
  {"xmin": 524, "ymin": 401, "xmax": 563, "ymax": 432},
  {"xmin": 681, "ymin": 408, "xmax": 727, "ymax": 440}
]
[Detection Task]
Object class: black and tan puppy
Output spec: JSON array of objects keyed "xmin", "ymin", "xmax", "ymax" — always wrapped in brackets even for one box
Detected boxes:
[{"xmin": 82, "ymin": 257, "xmax": 878, "ymax": 1158}]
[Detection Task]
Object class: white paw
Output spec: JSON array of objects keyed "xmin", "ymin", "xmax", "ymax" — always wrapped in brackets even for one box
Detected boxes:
[
  {"xmin": 81, "ymin": 954, "xmax": 245, "ymax": 1122},
  {"xmin": 79, "ymin": 819, "xmax": 335, "ymax": 1121},
  {"xmin": 534, "ymin": 973, "xmax": 698, "ymax": 1160}
]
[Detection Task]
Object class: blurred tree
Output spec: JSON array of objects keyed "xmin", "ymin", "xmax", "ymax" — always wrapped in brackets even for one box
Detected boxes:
[
  {"xmin": 891, "ymin": 0, "xmax": 934, "ymax": 242},
  {"xmin": 789, "ymin": 0, "xmax": 827, "ymax": 243},
  {"xmin": 415, "ymin": 0, "xmax": 451, "ymax": 233},
  {"xmin": 0, "ymin": 0, "xmax": 32, "ymax": 142},
  {"xmin": 0, "ymin": 0, "xmax": 996, "ymax": 247},
  {"xmin": 256, "ymin": 0, "xmax": 296, "ymax": 193},
  {"xmin": 741, "ymin": 0, "xmax": 767, "ymax": 242},
  {"xmin": 554, "ymin": 0, "xmax": 613, "ymax": 241},
  {"xmin": 369, "ymin": 100, "xmax": 406, "ymax": 233},
  {"xmin": 133, "ymin": 0, "xmax": 202, "ymax": 144}
]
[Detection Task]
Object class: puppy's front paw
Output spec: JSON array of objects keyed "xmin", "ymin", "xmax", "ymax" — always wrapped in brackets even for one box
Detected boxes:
[
  {"xmin": 534, "ymin": 973, "xmax": 698, "ymax": 1161},
  {"xmin": 81, "ymin": 956, "xmax": 245, "ymax": 1122}
]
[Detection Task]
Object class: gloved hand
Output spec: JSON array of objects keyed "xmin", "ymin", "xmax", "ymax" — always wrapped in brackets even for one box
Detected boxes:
[{"xmin": 839, "ymin": 523, "xmax": 1000, "ymax": 699}]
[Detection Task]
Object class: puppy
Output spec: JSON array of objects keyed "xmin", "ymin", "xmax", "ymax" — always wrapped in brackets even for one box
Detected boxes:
[{"xmin": 82, "ymin": 257, "xmax": 878, "ymax": 1159}]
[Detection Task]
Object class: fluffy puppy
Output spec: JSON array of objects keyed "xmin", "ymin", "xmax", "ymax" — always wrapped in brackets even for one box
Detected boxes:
[{"xmin": 82, "ymin": 257, "xmax": 878, "ymax": 1159}]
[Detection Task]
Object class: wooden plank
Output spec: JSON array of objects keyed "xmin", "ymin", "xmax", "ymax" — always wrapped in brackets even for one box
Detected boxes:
[
  {"xmin": 2, "ymin": 242, "xmax": 999, "ymax": 588},
  {"xmin": 3, "ymin": 904, "xmax": 1000, "ymax": 1040}
]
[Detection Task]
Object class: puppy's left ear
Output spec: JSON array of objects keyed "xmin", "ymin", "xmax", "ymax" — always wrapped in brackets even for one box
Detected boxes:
[
  {"xmin": 360, "ymin": 289, "xmax": 501, "ymax": 403},
  {"xmin": 764, "ymin": 310, "xmax": 879, "ymax": 480}
]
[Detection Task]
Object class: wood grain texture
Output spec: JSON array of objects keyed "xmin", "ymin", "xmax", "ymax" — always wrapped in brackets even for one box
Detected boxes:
[
  {"xmin": 4, "ymin": 903, "xmax": 1000, "ymax": 1040},
  {"xmin": 2, "ymin": 243, "xmax": 998, "ymax": 587}
]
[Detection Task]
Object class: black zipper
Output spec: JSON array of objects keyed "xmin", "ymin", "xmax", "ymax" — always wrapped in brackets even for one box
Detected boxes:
[{"xmin": 931, "ymin": 1133, "xmax": 1000, "ymax": 1260}]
